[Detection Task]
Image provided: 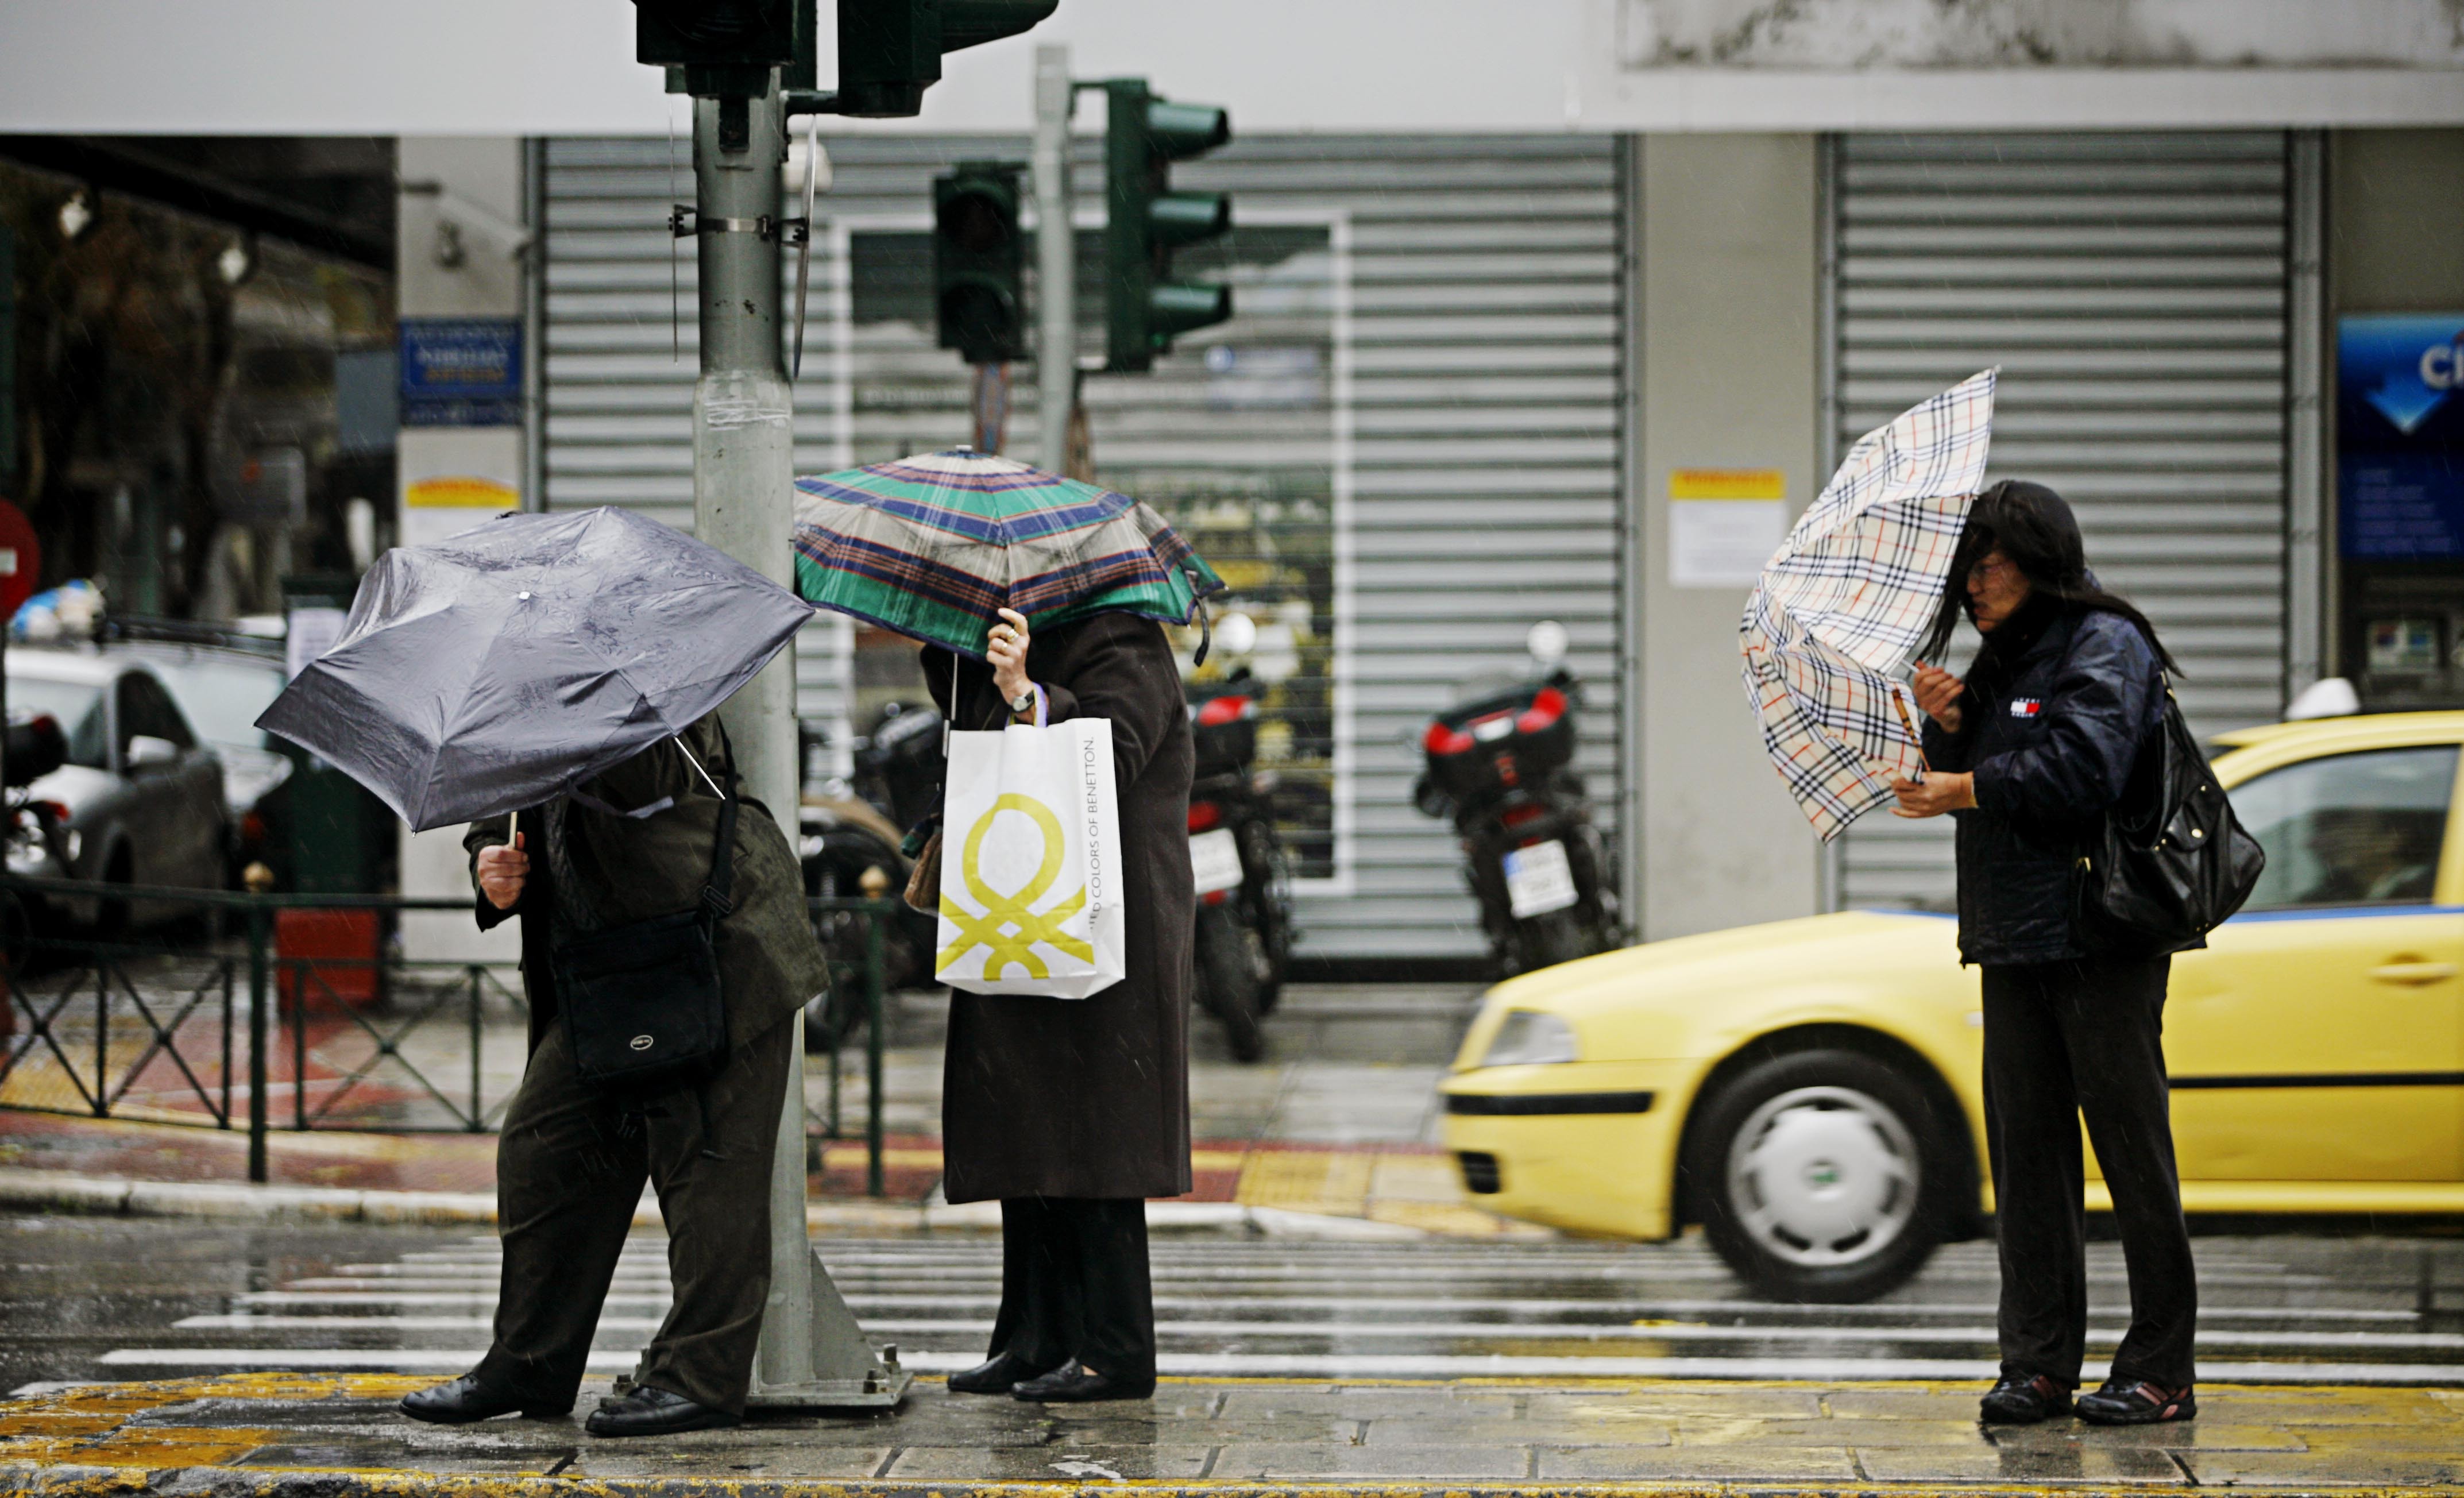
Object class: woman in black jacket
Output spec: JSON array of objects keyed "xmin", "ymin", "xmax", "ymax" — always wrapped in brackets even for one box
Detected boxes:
[{"xmin": 1890, "ymin": 481, "xmax": 2197, "ymax": 1428}]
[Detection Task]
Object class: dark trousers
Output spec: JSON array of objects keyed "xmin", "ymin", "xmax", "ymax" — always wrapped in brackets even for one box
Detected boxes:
[
  {"xmin": 473, "ymin": 1016, "xmax": 794, "ymax": 1416},
  {"xmin": 1982, "ymin": 954, "xmax": 2196, "ymax": 1390},
  {"xmin": 988, "ymin": 1197, "xmax": 1156, "ymax": 1380}
]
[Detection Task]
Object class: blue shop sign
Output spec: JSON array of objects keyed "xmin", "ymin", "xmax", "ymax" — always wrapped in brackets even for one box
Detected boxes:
[
  {"xmin": 400, "ymin": 317, "xmax": 522, "ymax": 427},
  {"xmin": 2338, "ymin": 314, "xmax": 2464, "ymax": 560}
]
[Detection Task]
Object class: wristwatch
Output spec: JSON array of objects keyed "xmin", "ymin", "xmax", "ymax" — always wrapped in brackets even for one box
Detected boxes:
[{"xmin": 1007, "ymin": 686, "xmax": 1037, "ymax": 717}]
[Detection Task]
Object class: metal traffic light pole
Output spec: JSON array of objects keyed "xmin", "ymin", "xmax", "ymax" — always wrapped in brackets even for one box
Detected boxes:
[
  {"xmin": 683, "ymin": 72, "xmax": 909, "ymax": 1412},
  {"xmin": 1032, "ymin": 44, "xmax": 1075, "ymax": 474},
  {"xmin": 646, "ymin": 0, "xmax": 1053, "ymax": 1413}
]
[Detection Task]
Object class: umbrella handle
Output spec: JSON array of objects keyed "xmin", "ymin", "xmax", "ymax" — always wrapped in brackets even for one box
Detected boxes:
[{"xmin": 1889, "ymin": 689, "xmax": 1932, "ymax": 778}]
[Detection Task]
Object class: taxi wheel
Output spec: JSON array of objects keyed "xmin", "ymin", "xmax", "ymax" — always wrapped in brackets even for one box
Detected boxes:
[{"xmin": 1688, "ymin": 1048, "xmax": 1950, "ymax": 1304}]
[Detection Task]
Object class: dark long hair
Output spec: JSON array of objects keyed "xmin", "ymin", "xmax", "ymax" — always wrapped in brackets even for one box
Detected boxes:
[{"xmin": 1915, "ymin": 479, "xmax": 2180, "ymax": 673}]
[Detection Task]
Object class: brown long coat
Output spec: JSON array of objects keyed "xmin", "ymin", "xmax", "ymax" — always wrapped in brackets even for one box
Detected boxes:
[{"xmin": 926, "ymin": 611, "xmax": 1195, "ymax": 1203}]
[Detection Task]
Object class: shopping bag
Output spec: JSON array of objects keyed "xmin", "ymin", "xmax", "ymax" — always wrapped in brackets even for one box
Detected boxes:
[{"xmin": 934, "ymin": 718, "xmax": 1127, "ymax": 998}]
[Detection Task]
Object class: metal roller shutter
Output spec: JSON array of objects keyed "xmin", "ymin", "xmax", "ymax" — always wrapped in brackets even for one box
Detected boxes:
[
  {"xmin": 1830, "ymin": 132, "xmax": 2295, "ymax": 912},
  {"xmin": 539, "ymin": 133, "xmax": 1623, "ymax": 960}
]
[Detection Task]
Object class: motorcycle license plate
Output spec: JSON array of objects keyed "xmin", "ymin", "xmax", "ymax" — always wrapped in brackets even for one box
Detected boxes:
[
  {"xmin": 1189, "ymin": 828, "xmax": 1244, "ymax": 895},
  {"xmin": 1503, "ymin": 840, "xmax": 1579, "ymax": 918}
]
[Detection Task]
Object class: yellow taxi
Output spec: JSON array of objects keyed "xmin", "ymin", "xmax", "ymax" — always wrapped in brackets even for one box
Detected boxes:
[{"xmin": 1441, "ymin": 709, "xmax": 2464, "ymax": 1302}]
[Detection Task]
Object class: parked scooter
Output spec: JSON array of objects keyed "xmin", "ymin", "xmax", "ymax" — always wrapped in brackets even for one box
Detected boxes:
[
  {"xmin": 1412, "ymin": 621, "xmax": 1617, "ymax": 975},
  {"xmin": 1185, "ymin": 613, "xmax": 1291, "ymax": 1063}
]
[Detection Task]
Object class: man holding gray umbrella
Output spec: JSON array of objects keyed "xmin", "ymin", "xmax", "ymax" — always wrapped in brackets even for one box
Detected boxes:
[
  {"xmin": 423, "ymin": 711, "xmax": 825, "ymax": 1437},
  {"xmin": 256, "ymin": 508, "xmax": 829, "ymax": 1437}
]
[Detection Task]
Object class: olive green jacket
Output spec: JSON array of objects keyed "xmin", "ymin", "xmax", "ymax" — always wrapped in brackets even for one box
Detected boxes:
[{"xmin": 465, "ymin": 714, "xmax": 827, "ymax": 1055}]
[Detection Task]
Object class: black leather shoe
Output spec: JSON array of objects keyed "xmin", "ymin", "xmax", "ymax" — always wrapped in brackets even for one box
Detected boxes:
[
  {"xmin": 1979, "ymin": 1373, "xmax": 2073, "ymax": 1425},
  {"xmin": 1010, "ymin": 1360, "xmax": 1155, "ymax": 1403},
  {"xmin": 399, "ymin": 1373, "xmax": 565, "ymax": 1424},
  {"xmin": 2077, "ymin": 1377, "xmax": 2196, "ymax": 1426},
  {"xmin": 584, "ymin": 1385, "xmax": 740, "ymax": 1438},
  {"xmin": 948, "ymin": 1350, "xmax": 1062, "ymax": 1395}
]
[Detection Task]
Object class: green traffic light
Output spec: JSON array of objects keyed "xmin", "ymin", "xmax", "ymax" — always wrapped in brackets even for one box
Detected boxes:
[
  {"xmin": 831, "ymin": 0, "xmax": 1059, "ymax": 118},
  {"xmin": 941, "ymin": 0, "xmax": 1059, "ymax": 52},
  {"xmin": 1145, "ymin": 100, "xmax": 1230, "ymax": 159},
  {"xmin": 1150, "ymin": 283, "xmax": 1233, "ymax": 345},
  {"xmin": 1150, "ymin": 193, "xmax": 1230, "ymax": 250},
  {"xmin": 1102, "ymin": 77, "xmax": 1234, "ymax": 372}
]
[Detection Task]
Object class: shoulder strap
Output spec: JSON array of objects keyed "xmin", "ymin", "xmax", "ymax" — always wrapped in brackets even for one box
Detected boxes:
[{"xmin": 698, "ymin": 720, "xmax": 741, "ymax": 922}]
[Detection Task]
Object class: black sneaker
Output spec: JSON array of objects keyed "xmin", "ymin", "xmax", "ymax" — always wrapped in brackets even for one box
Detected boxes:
[
  {"xmin": 1979, "ymin": 1372, "xmax": 2073, "ymax": 1424},
  {"xmin": 2076, "ymin": 1378, "xmax": 2196, "ymax": 1426}
]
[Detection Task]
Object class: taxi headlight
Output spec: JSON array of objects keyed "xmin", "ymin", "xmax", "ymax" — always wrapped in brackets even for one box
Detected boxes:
[{"xmin": 1479, "ymin": 1010, "xmax": 1578, "ymax": 1068}]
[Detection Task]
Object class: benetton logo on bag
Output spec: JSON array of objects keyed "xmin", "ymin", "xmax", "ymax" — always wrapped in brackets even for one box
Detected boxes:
[{"xmin": 938, "ymin": 793, "xmax": 1095, "ymax": 980}]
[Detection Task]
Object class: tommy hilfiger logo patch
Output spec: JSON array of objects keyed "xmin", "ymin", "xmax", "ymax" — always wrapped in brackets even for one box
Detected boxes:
[{"xmin": 2010, "ymin": 698, "xmax": 2044, "ymax": 718}]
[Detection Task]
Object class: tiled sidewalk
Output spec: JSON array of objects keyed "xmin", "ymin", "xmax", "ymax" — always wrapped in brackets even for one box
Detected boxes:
[{"xmin": 7, "ymin": 1372, "xmax": 2463, "ymax": 1492}]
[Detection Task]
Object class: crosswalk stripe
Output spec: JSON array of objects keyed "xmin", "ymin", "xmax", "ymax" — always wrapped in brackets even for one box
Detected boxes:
[{"xmin": 100, "ymin": 1234, "xmax": 2460, "ymax": 1386}]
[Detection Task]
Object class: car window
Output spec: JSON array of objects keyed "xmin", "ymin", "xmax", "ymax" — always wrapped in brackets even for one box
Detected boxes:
[
  {"xmin": 9, "ymin": 678, "xmax": 108, "ymax": 770},
  {"xmin": 116, "ymin": 673, "xmax": 196, "ymax": 755},
  {"xmin": 143, "ymin": 657, "xmax": 285, "ymax": 750},
  {"xmin": 2230, "ymin": 745, "xmax": 2458, "ymax": 911}
]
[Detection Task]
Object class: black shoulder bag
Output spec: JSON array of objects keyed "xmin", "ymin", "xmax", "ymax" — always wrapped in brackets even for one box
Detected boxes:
[
  {"xmin": 554, "ymin": 733, "xmax": 737, "ymax": 1097},
  {"xmin": 2075, "ymin": 676, "xmax": 2266, "ymax": 954}
]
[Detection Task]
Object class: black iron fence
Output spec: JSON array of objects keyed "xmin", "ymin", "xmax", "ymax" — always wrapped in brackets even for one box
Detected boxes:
[{"xmin": 0, "ymin": 875, "xmax": 893, "ymax": 1194}]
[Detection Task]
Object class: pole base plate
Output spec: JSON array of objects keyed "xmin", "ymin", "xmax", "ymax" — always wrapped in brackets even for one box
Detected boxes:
[{"xmin": 744, "ymin": 1368, "xmax": 914, "ymax": 1410}]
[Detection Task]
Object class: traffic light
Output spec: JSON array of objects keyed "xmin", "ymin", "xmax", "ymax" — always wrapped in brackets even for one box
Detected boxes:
[
  {"xmin": 934, "ymin": 162, "xmax": 1026, "ymax": 365},
  {"xmin": 635, "ymin": 0, "xmax": 793, "ymax": 96},
  {"xmin": 1102, "ymin": 79, "xmax": 1233, "ymax": 373},
  {"xmin": 832, "ymin": 0, "xmax": 1060, "ymax": 118}
]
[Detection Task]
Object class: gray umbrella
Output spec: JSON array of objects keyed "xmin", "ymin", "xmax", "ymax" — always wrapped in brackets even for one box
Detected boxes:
[{"xmin": 257, "ymin": 506, "xmax": 813, "ymax": 831}]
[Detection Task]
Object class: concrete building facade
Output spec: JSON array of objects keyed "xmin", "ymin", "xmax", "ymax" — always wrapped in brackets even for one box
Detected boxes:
[{"xmin": 5, "ymin": 2, "xmax": 2460, "ymax": 957}]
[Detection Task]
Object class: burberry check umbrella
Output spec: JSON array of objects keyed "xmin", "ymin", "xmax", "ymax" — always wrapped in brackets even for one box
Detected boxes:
[
  {"xmin": 1740, "ymin": 368, "xmax": 1999, "ymax": 840},
  {"xmin": 791, "ymin": 448, "xmax": 1225, "ymax": 657}
]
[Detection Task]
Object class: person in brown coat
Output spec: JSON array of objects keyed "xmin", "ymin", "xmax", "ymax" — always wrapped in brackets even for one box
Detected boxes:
[{"xmin": 929, "ymin": 605, "xmax": 1195, "ymax": 1403}]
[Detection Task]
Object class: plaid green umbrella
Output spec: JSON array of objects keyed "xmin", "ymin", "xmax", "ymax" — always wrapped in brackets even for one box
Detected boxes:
[{"xmin": 791, "ymin": 447, "xmax": 1225, "ymax": 657}]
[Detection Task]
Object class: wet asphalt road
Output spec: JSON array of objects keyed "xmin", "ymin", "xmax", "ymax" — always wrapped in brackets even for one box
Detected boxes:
[{"xmin": 9, "ymin": 1213, "xmax": 2464, "ymax": 1394}]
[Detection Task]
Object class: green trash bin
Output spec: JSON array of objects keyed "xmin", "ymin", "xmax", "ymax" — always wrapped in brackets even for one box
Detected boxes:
[{"xmin": 279, "ymin": 574, "xmax": 390, "ymax": 897}]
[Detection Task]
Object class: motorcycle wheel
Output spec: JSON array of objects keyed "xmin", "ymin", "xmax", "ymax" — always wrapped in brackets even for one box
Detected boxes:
[
  {"xmin": 1238, "ymin": 820, "xmax": 1290, "ymax": 1015},
  {"xmin": 1514, "ymin": 910, "xmax": 1592, "ymax": 974},
  {"xmin": 1195, "ymin": 901, "xmax": 1267, "ymax": 1063}
]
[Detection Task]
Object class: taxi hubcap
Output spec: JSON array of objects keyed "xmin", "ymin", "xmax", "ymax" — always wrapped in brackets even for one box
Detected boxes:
[{"xmin": 1725, "ymin": 1084, "xmax": 1920, "ymax": 1269}]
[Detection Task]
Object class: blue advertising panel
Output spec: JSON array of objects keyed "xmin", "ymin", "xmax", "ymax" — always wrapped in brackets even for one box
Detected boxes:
[
  {"xmin": 2338, "ymin": 314, "xmax": 2464, "ymax": 559},
  {"xmin": 399, "ymin": 317, "xmax": 522, "ymax": 427}
]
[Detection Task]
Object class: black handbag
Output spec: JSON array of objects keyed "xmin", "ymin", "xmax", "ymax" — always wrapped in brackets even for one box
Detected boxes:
[
  {"xmin": 2075, "ymin": 678, "xmax": 2266, "ymax": 953},
  {"xmin": 554, "ymin": 735, "xmax": 739, "ymax": 1097}
]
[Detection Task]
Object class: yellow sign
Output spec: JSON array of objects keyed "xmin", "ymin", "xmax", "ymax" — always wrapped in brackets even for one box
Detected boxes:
[
  {"xmin": 1669, "ymin": 468, "xmax": 1787, "ymax": 501},
  {"xmin": 937, "ymin": 793, "xmax": 1093, "ymax": 980},
  {"xmin": 404, "ymin": 475, "xmax": 518, "ymax": 509}
]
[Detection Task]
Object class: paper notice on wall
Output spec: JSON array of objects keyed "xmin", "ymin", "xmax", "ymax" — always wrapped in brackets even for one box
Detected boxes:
[
  {"xmin": 399, "ymin": 426, "xmax": 522, "ymax": 549},
  {"xmin": 1668, "ymin": 469, "xmax": 1787, "ymax": 587}
]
